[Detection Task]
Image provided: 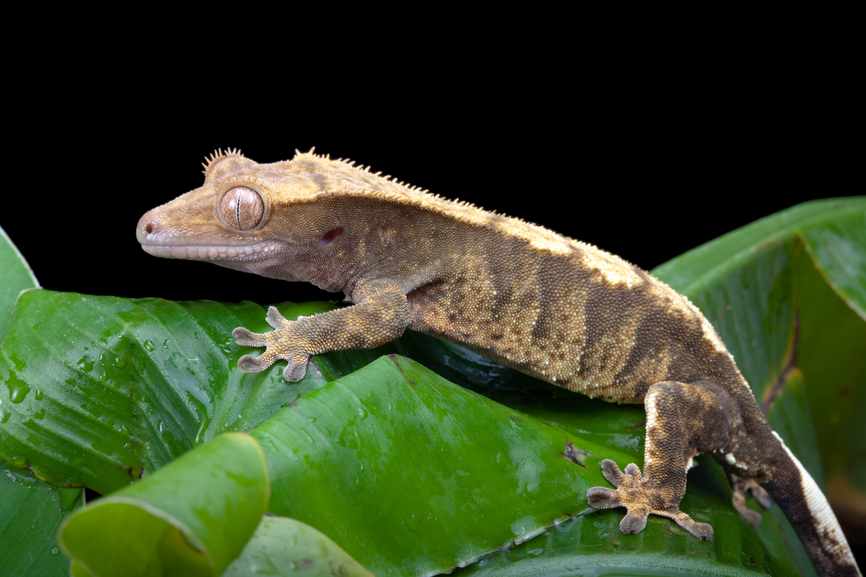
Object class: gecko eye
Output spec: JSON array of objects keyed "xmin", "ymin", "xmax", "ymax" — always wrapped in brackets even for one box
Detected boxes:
[{"xmin": 219, "ymin": 186, "xmax": 264, "ymax": 231}]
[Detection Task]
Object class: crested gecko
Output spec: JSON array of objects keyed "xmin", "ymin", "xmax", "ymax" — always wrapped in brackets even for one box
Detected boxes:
[{"xmin": 137, "ymin": 149, "xmax": 860, "ymax": 577}]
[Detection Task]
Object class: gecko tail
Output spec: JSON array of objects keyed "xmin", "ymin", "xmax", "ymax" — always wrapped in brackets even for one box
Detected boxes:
[{"xmin": 764, "ymin": 432, "xmax": 861, "ymax": 577}]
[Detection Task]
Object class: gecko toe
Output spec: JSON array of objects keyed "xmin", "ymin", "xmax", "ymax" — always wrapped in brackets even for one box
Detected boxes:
[
  {"xmin": 238, "ymin": 352, "xmax": 276, "ymax": 373},
  {"xmin": 751, "ymin": 484, "xmax": 773, "ymax": 509},
  {"xmin": 265, "ymin": 306, "xmax": 292, "ymax": 329},
  {"xmin": 620, "ymin": 512, "xmax": 648, "ymax": 534},
  {"xmin": 233, "ymin": 327, "xmax": 264, "ymax": 346},
  {"xmin": 282, "ymin": 360, "xmax": 308, "ymax": 382},
  {"xmin": 599, "ymin": 459, "xmax": 629, "ymax": 487},
  {"xmin": 736, "ymin": 505, "xmax": 763, "ymax": 527},
  {"xmin": 587, "ymin": 486, "xmax": 622, "ymax": 509},
  {"xmin": 237, "ymin": 355, "xmax": 258, "ymax": 372},
  {"xmin": 673, "ymin": 515, "xmax": 713, "ymax": 540}
]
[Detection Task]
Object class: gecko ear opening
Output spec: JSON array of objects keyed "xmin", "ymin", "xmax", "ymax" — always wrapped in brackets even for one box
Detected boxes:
[{"xmin": 319, "ymin": 227, "xmax": 343, "ymax": 245}]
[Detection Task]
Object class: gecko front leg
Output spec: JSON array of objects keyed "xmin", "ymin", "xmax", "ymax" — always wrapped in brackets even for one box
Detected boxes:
[
  {"xmin": 587, "ymin": 380, "xmax": 743, "ymax": 540},
  {"xmin": 232, "ymin": 279, "xmax": 410, "ymax": 381}
]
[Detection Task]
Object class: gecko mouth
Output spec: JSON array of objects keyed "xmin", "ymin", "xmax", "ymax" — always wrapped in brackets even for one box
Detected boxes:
[{"xmin": 139, "ymin": 241, "xmax": 281, "ymax": 261}]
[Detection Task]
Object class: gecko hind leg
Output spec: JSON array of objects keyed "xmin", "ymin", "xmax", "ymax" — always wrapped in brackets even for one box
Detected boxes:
[{"xmin": 587, "ymin": 380, "xmax": 737, "ymax": 541}]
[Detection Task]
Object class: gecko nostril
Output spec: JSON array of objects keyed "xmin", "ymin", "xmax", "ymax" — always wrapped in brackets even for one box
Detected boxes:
[{"xmin": 145, "ymin": 223, "xmax": 154, "ymax": 234}]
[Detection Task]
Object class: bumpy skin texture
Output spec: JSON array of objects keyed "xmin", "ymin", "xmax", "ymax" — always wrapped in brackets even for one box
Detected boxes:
[{"xmin": 137, "ymin": 149, "xmax": 860, "ymax": 576}]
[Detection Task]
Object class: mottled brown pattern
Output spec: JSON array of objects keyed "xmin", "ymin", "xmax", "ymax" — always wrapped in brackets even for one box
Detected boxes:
[{"xmin": 137, "ymin": 149, "xmax": 859, "ymax": 577}]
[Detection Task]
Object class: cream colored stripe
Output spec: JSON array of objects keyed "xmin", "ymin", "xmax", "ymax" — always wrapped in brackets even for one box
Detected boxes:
[{"xmin": 773, "ymin": 432, "xmax": 856, "ymax": 566}]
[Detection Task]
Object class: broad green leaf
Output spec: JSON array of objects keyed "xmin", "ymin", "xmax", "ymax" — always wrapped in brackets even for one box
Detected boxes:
[
  {"xmin": 253, "ymin": 355, "xmax": 788, "ymax": 576},
  {"xmin": 0, "ymin": 232, "xmax": 67, "ymax": 577},
  {"xmin": 0, "ymin": 460, "xmax": 83, "ymax": 577},
  {"xmin": 253, "ymin": 355, "xmax": 616, "ymax": 576},
  {"xmin": 58, "ymin": 432, "xmax": 269, "ymax": 577},
  {"xmin": 452, "ymin": 430, "xmax": 810, "ymax": 577},
  {"xmin": 799, "ymin": 204, "xmax": 866, "ymax": 319},
  {"xmin": 0, "ymin": 292, "xmax": 337, "ymax": 493},
  {"xmin": 226, "ymin": 515, "xmax": 374, "ymax": 577},
  {"xmin": 389, "ymin": 330, "xmax": 649, "ymax": 462},
  {"xmin": 796, "ymin": 230, "xmax": 866, "ymax": 533},
  {"xmin": 0, "ymin": 225, "xmax": 38, "ymax": 343}
]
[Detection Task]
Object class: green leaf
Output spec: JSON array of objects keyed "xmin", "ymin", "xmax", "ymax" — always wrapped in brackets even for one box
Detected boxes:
[
  {"xmin": 451, "ymin": 420, "xmax": 811, "ymax": 577},
  {"xmin": 0, "ymin": 225, "xmax": 39, "ymax": 343},
  {"xmin": 253, "ymin": 355, "xmax": 617, "ymax": 575},
  {"xmin": 253, "ymin": 354, "xmax": 797, "ymax": 576},
  {"xmin": 226, "ymin": 515, "xmax": 374, "ymax": 577},
  {"xmin": 58, "ymin": 432, "xmax": 269, "ymax": 577},
  {"xmin": 0, "ymin": 460, "xmax": 83, "ymax": 577},
  {"xmin": 0, "ymin": 292, "xmax": 336, "ymax": 493},
  {"xmin": 796, "ymin": 216, "xmax": 866, "ymax": 535}
]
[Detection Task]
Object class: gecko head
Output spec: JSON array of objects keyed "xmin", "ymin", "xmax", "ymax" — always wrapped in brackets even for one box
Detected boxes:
[
  {"xmin": 137, "ymin": 149, "xmax": 267, "ymax": 261},
  {"xmin": 136, "ymin": 149, "xmax": 354, "ymax": 284}
]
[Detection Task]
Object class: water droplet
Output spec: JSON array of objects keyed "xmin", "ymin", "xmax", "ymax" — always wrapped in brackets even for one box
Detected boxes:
[
  {"xmin": 51, "ymin": 547, "xmax": 59, "ymax": 555},
  {"xmin": 34, "ymin": 389, "xmax": 44, "ymax": 401},
  {"xmin": 5, "ymin": 371, "xmax": 30, "ymax": 404},
  {"xmin": 143, "ymin": 340, "xmax": 156, "ymax": 352},
  {"xmin": 115, "ymin": 358, "xmax": 126, "ymax": 369},
  {"xmin": 77, "ymin": 355, "xmax": 94, "ymax": 372},
  {"xmin": 0, "ymin": 409, "xmax": 10, "ymax": 424},
  {"xmin": 33, "ymin": 407, "xmax": 46, "ymax": 420}
]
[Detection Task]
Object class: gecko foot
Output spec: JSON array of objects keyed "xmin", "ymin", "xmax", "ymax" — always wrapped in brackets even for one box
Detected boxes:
[
  {"xmin": 731, "ymin": 476, "xmax": 772, "ymax": 526},
  {"xmin": 232, "ymin": 306, "xmax": 311, "ymax": 382},
  {"xmin": 586, "ymin": 459, "xmax": 713, "ymax": 540}
]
